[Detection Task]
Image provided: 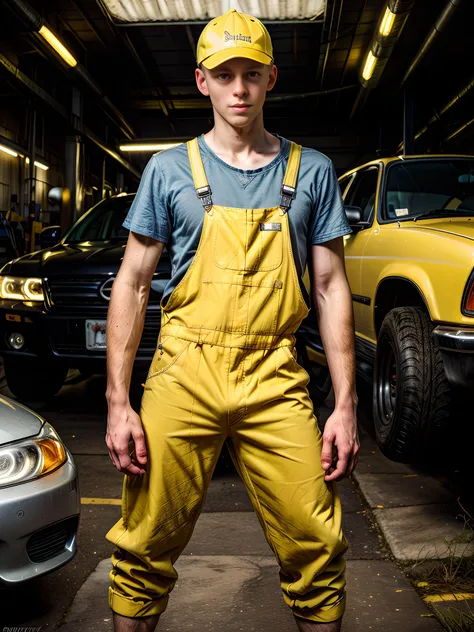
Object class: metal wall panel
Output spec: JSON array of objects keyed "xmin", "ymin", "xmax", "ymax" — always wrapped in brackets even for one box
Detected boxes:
[{"xmin": 0, "ymin": 153, "xmax": 18, "ymax": 214}]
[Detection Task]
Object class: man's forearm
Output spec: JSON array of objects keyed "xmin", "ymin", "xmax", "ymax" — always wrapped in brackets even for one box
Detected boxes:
[
  {"xmin": 314, "ymin": 279, "xmax": 357, "ymax": 410},
  {"xmin": 106, "ymin": 278, "xmax": 150, "ymax": 403}
]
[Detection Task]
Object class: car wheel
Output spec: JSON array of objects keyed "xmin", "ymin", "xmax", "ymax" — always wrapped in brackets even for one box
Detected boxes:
[
  {"xmin": 296, "ymin": 341, "xmax": 332, "ymax": 406},
  {"xmin": 373, "ymin": 307, "xmax": 451, "ymax": 464},
  {"xmin": 4, "ymin": 358, "xmax": 68, "ymax": 402}
]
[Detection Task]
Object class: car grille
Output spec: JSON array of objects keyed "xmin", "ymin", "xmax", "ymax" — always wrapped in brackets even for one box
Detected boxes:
[
  {"xmin": 46, "ymin": 277, "xmax": 108, "ymax": 307},
  {"xmin": 26, "ymin": 516, "xmax": 78, "ymax": 563},
  {"xmin": 46, "ymin": 276, "xmax": 161, "ymax": 308},
  {"xmin": 50, "ymin": 313, "xmax": 161, "ymax": 355}
]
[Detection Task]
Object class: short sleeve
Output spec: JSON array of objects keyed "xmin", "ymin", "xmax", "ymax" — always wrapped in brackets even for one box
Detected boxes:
[
  {"xmin": 310, "ymin": 160, "xmax": 352, "ymax": 245},
  {"xmin": 122, "ymin": 156, "xmax": 170, "ymax": 243}
]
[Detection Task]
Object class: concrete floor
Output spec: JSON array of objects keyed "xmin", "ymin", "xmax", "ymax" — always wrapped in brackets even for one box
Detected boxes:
[{"xmin": 0, "ymin": 373, "xmax": 444, "ymax": 631}]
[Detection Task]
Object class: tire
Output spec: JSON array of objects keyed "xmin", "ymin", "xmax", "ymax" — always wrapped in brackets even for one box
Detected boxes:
[
  {"xmin": 296, "ymin": 341, "xmax": 332, "ymax": 406},
  {"xmin": 4, "ymin": 358, "xmax": 68, "ymax": 402},
  {"xmin": 373, "ymin": 307, "xmax": 451, "ymax": 464}
]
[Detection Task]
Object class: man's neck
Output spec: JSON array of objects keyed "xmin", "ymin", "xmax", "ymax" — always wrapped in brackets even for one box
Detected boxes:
[{"xmin": 203, "ymin": 114, "xmax": 281, "ymax": 170}]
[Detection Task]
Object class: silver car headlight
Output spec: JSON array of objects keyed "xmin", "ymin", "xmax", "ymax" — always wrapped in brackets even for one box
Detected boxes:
[
  {"xmin": 0, "ymin": 276, "xmax": 44, "ymax": 301},
  {"xmin": 0, "ymin": 422, "xmax": 67, "ymax": 488}
]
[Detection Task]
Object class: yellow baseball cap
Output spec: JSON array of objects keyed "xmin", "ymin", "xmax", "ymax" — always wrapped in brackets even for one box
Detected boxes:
[{"xmin": 197, "ymin": 9, "xmax": 273, "ymax": 70}]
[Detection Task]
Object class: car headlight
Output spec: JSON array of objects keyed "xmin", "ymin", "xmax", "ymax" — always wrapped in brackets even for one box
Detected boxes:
[
  {"xmin": 0, "ymin": 422, "xmax": 67, "ymax": 488},
  {"xmin": 0, "ymin": 276, "xmax": 44, "ymax": 301}
]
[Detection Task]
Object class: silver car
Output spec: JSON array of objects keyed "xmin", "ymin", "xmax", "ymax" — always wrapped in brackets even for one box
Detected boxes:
[{"xmin": 0, "ymin": 395, "xmax": 80, "ymax": 585}]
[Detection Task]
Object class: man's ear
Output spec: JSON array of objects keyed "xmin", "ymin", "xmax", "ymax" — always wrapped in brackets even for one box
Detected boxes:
[
  {"xmin": 266, "ymin": 64, "xmax": 278, "ymax": 92},
  {"xmin": 196, "ymin": 67, "xmax": 209, "ymax": 96}
]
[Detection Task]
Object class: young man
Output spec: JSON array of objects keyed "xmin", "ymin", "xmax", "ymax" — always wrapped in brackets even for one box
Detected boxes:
[{"xmin": 105, "ymin": 9, "xmax": 359, "ymax": 632}]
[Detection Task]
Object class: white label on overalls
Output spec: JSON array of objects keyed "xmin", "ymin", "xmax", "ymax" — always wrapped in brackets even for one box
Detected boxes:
[{"xmin": 260, "ymin": 223, "xmax": 282, "ymax": 231}]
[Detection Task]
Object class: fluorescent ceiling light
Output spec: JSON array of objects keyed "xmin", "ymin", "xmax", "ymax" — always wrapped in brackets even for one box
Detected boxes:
[
  {"xmin": 362, "ymin": 51, "xmax": 377, "ymax": 81},
  {"xmin": 39, "ymin": 25, "xmax": 78, "ymax": 67},
  {"xmin": 119, "ymin": 143, "xmax": 182, "ymax": 152},
  {"xmin": 34, "ymin": 160, "xmax": 49, "ymax": 171},
  {"xmin": 379, "ymin": 6, "xmax": 396, "ymax": 36},
  {"xmin": 101, "ymin": 0, "xmax": 326, "ymax": 22},
  {"xmin": 25, "ymin": 157, "xmax": 49, "ymax": 170},
  {"xmin": 0, "ymin": 144, "xmax": 18, "ymax": 158}
]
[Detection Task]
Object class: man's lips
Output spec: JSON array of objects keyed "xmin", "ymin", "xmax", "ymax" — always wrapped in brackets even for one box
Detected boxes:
[{"xmin": 231, "ymin": 104, "xmax": 251, "ymax": 111}]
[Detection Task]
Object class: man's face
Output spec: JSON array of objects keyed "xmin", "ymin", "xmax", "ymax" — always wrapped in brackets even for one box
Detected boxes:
[{"xmin": 196, "ymin": 58, "xmax": 277, "ymax": 127}]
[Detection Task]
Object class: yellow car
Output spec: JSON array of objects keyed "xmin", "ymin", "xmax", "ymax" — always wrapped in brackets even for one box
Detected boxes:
[{"xmin": 300, "ymin": 155, "xmax": 474, "ymax": 463}]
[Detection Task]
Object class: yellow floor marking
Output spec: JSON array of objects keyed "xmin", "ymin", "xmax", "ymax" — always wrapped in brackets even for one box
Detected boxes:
[
  {"xmin": 424, "ymin": 593, "xmax": 474, "ymax": 603},
  {"xmin": 81, "ymin": 497, "xmax": 122, "ymax": 505}
]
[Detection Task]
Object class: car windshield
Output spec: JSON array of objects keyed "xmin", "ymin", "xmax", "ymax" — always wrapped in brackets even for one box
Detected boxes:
[
  {"xmin": 63, "ymin": 196, "xmax": 134, "ymax": 243},
  {"xmin": 385, "ymin": 159, "xmax": 474, "ymax": 220}
]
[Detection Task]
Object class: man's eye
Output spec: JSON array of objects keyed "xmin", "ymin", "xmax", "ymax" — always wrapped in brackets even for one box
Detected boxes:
[
  {"xmin": 248, "ymin": 72, "xmax": 260, "ymax": 78},
  {"xmin": 217, "ymin": 73, "xmax": 230, "ymax": 80}
]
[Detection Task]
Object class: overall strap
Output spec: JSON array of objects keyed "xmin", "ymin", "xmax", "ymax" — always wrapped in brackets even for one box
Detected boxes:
[
  {"xmin": 280, "ymin": 142, "xmax": 302, "ymax": 213},
  {"xmin": 187, "ymin": 138, "xmax": 213, "ymax": 212}
]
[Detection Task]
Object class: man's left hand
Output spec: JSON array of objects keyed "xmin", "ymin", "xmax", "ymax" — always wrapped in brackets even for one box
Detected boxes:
[{"xmin": 321, "ymin": 405, "xmax": 359, "ymax": 482}]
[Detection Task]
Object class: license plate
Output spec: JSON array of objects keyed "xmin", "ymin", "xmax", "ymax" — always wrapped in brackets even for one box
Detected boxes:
[{"xmin": 85, "ymin": 319, "xmax": 107, "ymax": 350}]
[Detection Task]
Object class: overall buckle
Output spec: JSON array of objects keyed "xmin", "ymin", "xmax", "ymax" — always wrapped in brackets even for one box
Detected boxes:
[
  {"xmin": 280, "ymin": 184, "xmax": 295, "ymax": 213},
  {"xmin": 196, "ymin": 185, "xmax": 213, "ymax": 210}
]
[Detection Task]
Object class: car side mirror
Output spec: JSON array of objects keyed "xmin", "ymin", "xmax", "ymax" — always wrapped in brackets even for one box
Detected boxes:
[
  {"xmin": 344, "ymin": 205, "xmax": 362, "ymax": 225},
  {"xmin": 40, "ymin": 225, "xmax": 61, "ymax": 250},
  {"xmin": 344, "ymin": 205, "xmax": 372, "ymax": 232}
]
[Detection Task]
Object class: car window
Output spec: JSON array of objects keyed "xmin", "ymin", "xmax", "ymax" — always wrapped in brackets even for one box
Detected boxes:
[
  {"xmin": 63, "ymin": 196, "xmax": 134, "ymax": 243},
  {"xmin": 346, "ymin": 168, "xmax": 378, "ymax": 224},
  {"xmin": 338, "ymin": 174, "xmax": 355, "ymax": 200},
  {"xmin": 384, "ymin": 159, "xmax": 474, "ymax": 220}
]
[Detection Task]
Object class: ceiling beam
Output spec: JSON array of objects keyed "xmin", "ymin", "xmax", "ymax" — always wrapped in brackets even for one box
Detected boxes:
[
  {"xmin": 114, "ymin": 19, "xmax": 324, "ymax": 27},
  {"xmin": 69, "ymin": 0, "xmax": 107, "ymax": 49}
]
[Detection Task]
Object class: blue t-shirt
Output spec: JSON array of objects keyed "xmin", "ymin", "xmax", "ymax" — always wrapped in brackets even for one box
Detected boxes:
[{"xmin": 123, "ymin": 134, "xmax": 351, "ymax": 303}]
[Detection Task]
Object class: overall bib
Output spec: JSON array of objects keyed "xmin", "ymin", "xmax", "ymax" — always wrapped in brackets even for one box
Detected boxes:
[{"xmin": 106, "ymin": 139, "xmax": 348, "ymax": 623}]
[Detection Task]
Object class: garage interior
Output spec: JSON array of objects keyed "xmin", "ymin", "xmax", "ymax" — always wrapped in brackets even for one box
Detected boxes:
[
  {"xmin": 1, "ymin": 3, "xmax": 474, "ymax": 631},
  {"xmin": 0, "ymin": 0, "xmax": 473, "ymax": 235}
]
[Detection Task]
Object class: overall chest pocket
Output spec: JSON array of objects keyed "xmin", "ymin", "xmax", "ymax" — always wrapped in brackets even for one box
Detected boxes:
[{"xmin": 212, "ymin": 209, "xmax": 283, "ymax": 272}]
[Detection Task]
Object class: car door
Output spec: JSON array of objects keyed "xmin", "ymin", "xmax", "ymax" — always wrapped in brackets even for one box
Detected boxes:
[
  {"xmin": 299, "ymin": 166, "xmax": 379, "ymax": 362},
  {"xmin": 342, "ymin": 166, "xmax": 381, "ymax": 338}
]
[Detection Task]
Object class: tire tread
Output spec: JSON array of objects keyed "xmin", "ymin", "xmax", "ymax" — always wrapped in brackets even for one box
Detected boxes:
[{"xmin": 374, "ymin": 307, "xmax": 451, "ymax": 463}]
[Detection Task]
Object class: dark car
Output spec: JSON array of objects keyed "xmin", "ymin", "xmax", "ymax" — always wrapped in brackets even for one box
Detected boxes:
[{"xmin": 0, "ymin": 194, "xmax": 170, "ymax": 401}]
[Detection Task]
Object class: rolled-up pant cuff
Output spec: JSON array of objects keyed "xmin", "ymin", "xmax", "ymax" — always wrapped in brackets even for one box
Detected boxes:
[
  {"xmin": 108, "ymin": 587, "xmax": 169, "ymax": 618},
  {"xmin": 292, "ymin": 591, "xmax": 346, "ymax": 624}
]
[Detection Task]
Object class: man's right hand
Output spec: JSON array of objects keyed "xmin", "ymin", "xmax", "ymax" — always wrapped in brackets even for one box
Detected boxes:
[
  {"xmin": 106, "ymin": 400, "xmax": 147, "ymax": 476},
  {"xmin": 104, "ymin": 234, "xmax": 164, "ymax": 476}
]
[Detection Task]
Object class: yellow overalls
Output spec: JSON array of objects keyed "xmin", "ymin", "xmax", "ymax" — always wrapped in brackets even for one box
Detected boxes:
[{"xmin": 106, "ymin": 139, "xmax": 348, "ymax": 623}]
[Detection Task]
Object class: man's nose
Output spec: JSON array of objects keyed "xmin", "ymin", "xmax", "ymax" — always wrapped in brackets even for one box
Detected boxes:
[{"xmin": 233, "ymin": 77, "xmax": 248, "ymax": 97}]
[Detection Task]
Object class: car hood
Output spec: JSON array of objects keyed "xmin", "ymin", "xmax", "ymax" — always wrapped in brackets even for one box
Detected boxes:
[
  {"xmin": 0, "ymin": 395, "xmax": 43, "ymax": 445},
  {"xmin": 406, "ymin": 218, "xmax": 474, "ymax": 241},
  {"xmin": 1, "ymin": 241, "xmax": 129, "ymax": 278}
]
